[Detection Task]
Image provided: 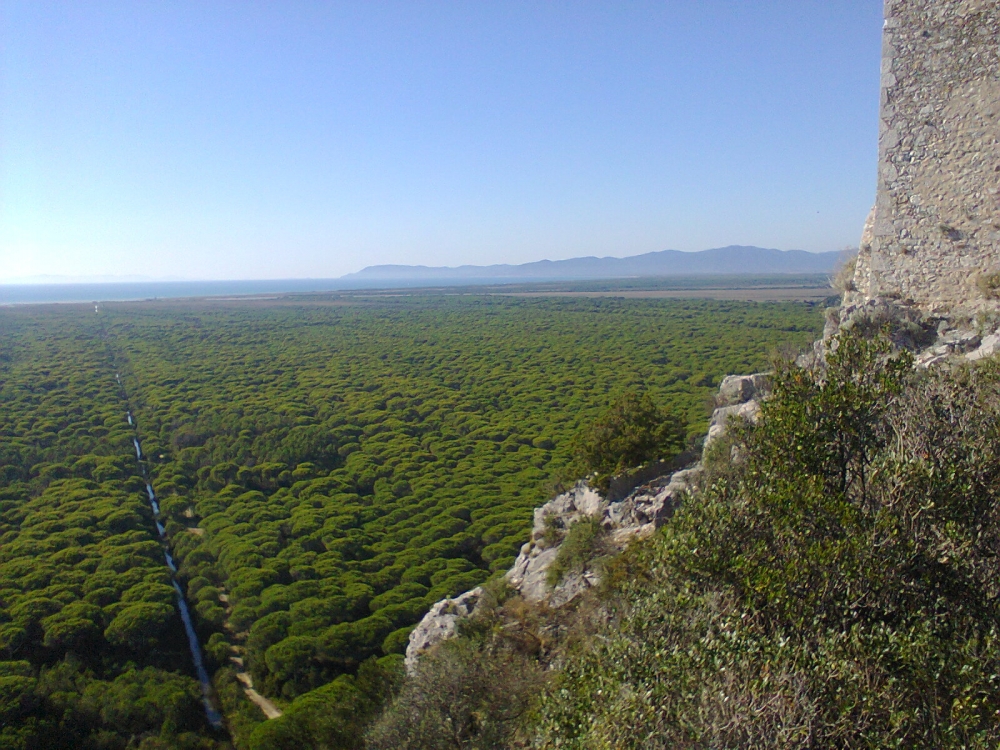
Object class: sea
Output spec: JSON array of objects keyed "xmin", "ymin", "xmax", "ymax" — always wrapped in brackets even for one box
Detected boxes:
[{"xmin": 0, "ymin": 278, "xmax": 427, "ymax": 305}]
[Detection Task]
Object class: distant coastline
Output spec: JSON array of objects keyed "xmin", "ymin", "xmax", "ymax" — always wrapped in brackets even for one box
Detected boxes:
[{"xmin": 3, "ymin": 246, "xmax": 843, "ymax": 305}]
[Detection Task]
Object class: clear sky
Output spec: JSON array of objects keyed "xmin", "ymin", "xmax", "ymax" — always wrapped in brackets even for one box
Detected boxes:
[{"xmin": 1, "ymin": 1, "xmax": 884, "ymax": 282}]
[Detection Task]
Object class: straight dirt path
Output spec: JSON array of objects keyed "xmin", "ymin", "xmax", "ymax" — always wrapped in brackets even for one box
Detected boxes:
[{"xmin": 229, "ymin": 657, "xmax": 284, "ymax": 719}]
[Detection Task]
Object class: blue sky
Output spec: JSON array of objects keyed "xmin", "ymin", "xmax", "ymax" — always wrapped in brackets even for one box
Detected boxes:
[{"xmin": 1, "ymin": 1, "xmax": 884, "ymax": 281}]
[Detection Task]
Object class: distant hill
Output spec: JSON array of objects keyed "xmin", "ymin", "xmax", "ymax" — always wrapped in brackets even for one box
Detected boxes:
[{"xmin": 341, "ymin": 246, "xmax": 841, "ymax": 282}]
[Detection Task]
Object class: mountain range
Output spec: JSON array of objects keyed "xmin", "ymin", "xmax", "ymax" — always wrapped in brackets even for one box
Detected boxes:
[{"xmin": 341, "ymin": 246, "xmax": 842, "ymax": 282}]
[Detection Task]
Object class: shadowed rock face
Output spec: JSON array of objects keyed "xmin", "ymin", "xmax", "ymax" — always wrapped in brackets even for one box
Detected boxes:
[{"xmin": 849, "ymin": 0, "xmax": 1000, "ymax": 314}]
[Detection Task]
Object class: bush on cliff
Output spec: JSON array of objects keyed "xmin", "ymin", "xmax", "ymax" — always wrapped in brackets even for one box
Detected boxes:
[
  {"xmin": 573, "ymin": 390, "xmax": 686, "ymax": 490},
  {"xmin": 365, "ymin": 609, "xmax": 544, "ymax": 750},
  {"xmin": 546, "ymin": 517, "xmax": 607, "ymax": 587},
  {"xmin": 531, "ymin": 332, "xmax": 1000, "ymax": 748}
]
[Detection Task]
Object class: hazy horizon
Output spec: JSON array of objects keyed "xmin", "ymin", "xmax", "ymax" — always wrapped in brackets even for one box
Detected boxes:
[
  {"xmin": 2, "ymin": 2, "xmax": 883, "ymax": 282},
  {"xmin": 2, "ymin": 245, "xmax": 839, "ymax": 285}
]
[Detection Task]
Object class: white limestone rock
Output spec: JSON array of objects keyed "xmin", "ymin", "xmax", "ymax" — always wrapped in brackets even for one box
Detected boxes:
[
  {"xmin": 528, "ymin": 482, "xmax": 603, "ymax": 542},
  {"xmin": 716, "ymin": 373, "xmax": 769, "ymax": 407},
  {"xmin": 911, "ymin": 326, "xmax": 998, "ymax": 367},
  {"xmin": 507, "ymin": 544, "xmax": 561, "ymax": 603},
  {"xmin": 507, "ymin": 482, "xmax": 605, "ymax": 603},
  {"xmin": 604, "ymin": 467, "xmax": 697, "ymax": 545},
  {"xmin": 404, "ymin": 587, "xmax": 483, "ymax": 674},
  {"xmin": 408, "ymin": 370, "xmax": 761, "ymax": 669},
  {"xmin": 506, "ymin": 465, "xmax": 700, "ymax": 607},
  {"xmin": 705, "ymin": 398, "xmax": 761, "ymax": 451},
  {"xmin": 966, "ymin": 332, "xmax": 1000, "ymax": 362},
  {"xmin": 703, "ymin": 372, "xmax": 769, "ymax": 451}
]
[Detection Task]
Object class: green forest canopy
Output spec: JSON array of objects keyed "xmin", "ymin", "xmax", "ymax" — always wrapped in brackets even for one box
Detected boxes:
[
  {"xmin": 0, "ymin": 294, "xmax": 823, "ymax": 747},
  {"xmin": 0, "ymin": 307, "xmax": 221, "ymax": 749}
]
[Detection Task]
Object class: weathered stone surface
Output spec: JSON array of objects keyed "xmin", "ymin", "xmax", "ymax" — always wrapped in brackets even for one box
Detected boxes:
[
  {"xmin": 507, "ymin": 544, "xmax": 560, "ymax": 604},
  {"xmin": 939, "ymin": 329, "xmax": 982, "ymax": 353},
  {"xmin": 506, "ymin": 460, "xmax": 702, "ymax": 607},
  {"xmin": 706, "ymin": 401, "xmax": 759, "ymax": 446},
  {"xmin": 404, "ymin": 587, "xmax": 482, "ymax": 674},
  {"xmin": 837, "ymin": 299, "xmax": 938, "ymax": 351},
  {"xmin": 704, "ymin": 372, "xmax": 767, "ymax": 451},
  {"xmin": 966, "ymin": 331, "xmax": 1000, "ymax": 361},
  {"xmin": 529, "ymin": 483, "xmax": 603, "ymax": 543},
  {"xmin": 605, "ymin": 467, "xmax": 698, "ymax": 546},
  {"xmin": 717, "ymin": 373, "xmax": 770, "ymax": 407},
  {"xmin": 847, "ymin": 0, "xmax": 1000, "ymax": 315},
  {"xmin": 506, "ymin": 482, "xmax": 604, "ymax": 604},
  {"xmin": 605, "ymin": 451, "xmax": 697, "ymax": 502},
  {"xmin": 878, "ymin": 315, "xmax": 1000, "ymax": 367}
]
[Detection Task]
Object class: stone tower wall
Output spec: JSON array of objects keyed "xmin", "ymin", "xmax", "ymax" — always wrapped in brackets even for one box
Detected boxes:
[{"xmin": 850, "ymin": 0, "xmax": 1000, "ymax": 314}]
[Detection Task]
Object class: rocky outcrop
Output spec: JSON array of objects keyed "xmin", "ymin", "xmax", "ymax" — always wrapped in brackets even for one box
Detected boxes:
[
  {"xmin": 501, "ymin": 467, "xmax": 699, "ymax": 608},
  {"xmin": 505, "ymin": 482, "xmax": 602, "ymax": 605},
  {"xmin": 603, "ymin": 468, "xmax": 700, "ymax": 546},
  {"xmin": 403, "ymin": 467, "xmax": 701, "ymax": 669},
  {"xmin": 832, "ymin": 297, "xmax": 1000, "ymax": 368},
  {"xmin": 705, "ymin": 373, "xmax": 769, "ymax": 450},
  {"xmin": 405, "ymin": 369, "xmax": 768, "ymax": 666},
  {"xmin": 503, "ymin": 473, "xmax": 693, "ymax": 608},
  {"xmin": 913, "ymin": 324, "xmax": 1000, "ymax": 367},
  {"xmin": 716, "ymin": 372, "xmax": 770, "ymax": 406},
  {"xmin": 965, "ymin": 331, "xmax": 1000, "ymax": 362},
  {"xmin": 404, "ymin": 587, "xmax": 483, "ymax": 674}
]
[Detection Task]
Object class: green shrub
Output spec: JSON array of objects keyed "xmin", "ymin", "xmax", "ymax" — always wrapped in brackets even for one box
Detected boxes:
[
  {"xmin": 381, "ymin": 626, "xmax": 414, "ymax": 655},
  {"xmin": 248, "ymin": 658, "xmax": 397, "ymax": 750},
  {"xmin": 546, "ymin": 517, "xmax": 605, "ymax": 587},
  {"xmin": 366, "ymin": 636, "xmax": 542, "ymax": 750},
  {"xmin": 0, "ymin": 296, "xmax": 822, "ymax": 745},
  {"xmin": 574, "ymin": 391, "xmax": 686, "ymax": 490}
]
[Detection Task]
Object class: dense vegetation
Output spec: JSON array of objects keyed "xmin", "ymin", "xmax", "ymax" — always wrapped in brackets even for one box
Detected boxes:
[
  {"xmin": 0, "ymin": 308, "xmax": 223, "ymax": 749},
  {"xmin": 573, "ymin": 389, "xmax": 687, "ymax": 489},
  {"xmin": 1, "ymin": 295, "xmax": 822, "ymax": 746},
  {"xmin": 378, "ymin": 330, "xmax": 1000, "ymax": 748}
]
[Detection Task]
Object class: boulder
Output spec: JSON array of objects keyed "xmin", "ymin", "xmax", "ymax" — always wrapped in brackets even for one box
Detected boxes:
[
  {"xmin": 716, "ymin": 373, "xmax": 769, "ymax": 407},
  {"xmin": 704, "ymin": 374, "xmax": 767, "ymax": 451},
  {"xmin": 404, "ymin": 587, "xmax": 483, "ymax": 674},
  {"xmin": 507, "ymin": 544, "xmax": 561, "ymax": 603},
  {"xmin": 507, "ymin": 482, "xmax": 604, "ymax": 603}
]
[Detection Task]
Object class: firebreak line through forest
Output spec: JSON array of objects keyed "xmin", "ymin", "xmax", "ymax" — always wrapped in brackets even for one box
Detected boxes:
[{"xmin": 99, "ymin": 318, "xmax": 226, "ymax": 731}]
